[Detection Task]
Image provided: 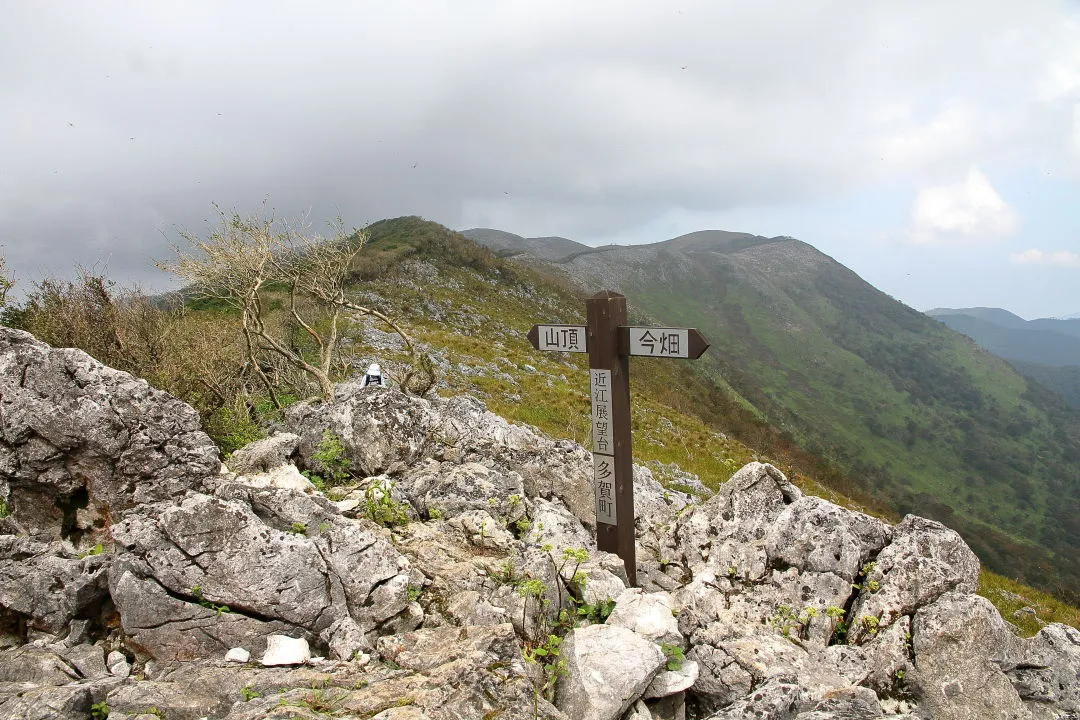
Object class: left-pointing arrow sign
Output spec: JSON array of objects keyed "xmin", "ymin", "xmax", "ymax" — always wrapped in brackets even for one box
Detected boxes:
[{"xmin": 527, "ymin": 324, "xmax": 589, "ymax": 353}]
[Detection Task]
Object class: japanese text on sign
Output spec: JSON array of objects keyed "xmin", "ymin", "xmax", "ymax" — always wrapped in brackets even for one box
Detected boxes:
[
  {"xmin": 590, "ymin": 369, "xmax": 613, "ymax": 454},
  {"xmin": 536, "ymin": 325, "xmax": 587, "ymax": 353},
  {"xmin": 628, "ymin": 327, "xmax": 690, "ymax": 358},
  {"xmin": 593, "ymin": 453, "xmax": 617, "ymax": 525}
]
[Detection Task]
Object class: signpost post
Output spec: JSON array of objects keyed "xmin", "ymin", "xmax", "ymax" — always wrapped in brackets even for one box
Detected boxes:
[{"xmin": 528, "ymin": 290, "xmax": 710, "ymax": 586}]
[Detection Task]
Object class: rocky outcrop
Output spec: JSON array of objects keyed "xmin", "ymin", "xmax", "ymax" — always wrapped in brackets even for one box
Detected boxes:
[
  {"xmin": 0, "ymin": 328, "xmax": 219, "ymax": 543},
  {"xmin": 2, "ymin": 334, "xmax": 1080, "ymax": 720}
]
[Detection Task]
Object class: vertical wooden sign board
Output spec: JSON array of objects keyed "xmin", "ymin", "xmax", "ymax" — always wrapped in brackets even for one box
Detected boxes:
[
  {"xmin": 586, "ymin": 291, "xmax": 636, "ymax": 586},
  {"xmin": 528, "ymin": 291, "xmax": 709, "ymax": 587}
]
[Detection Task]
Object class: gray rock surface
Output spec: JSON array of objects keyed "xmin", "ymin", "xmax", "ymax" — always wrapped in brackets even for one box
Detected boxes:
[
  {"xmin": 1005, "ymin": 622, "xmax": 1080, "ymax": 715},
  {"xmin": 910, "ymin": 592, "xmax": 1029, "ymax": 720},
  {"xmin": 0, "ymin": 327, "xmax": 219, "ymax": 542},
  {"xmin": 556, "ymin": 624, "xmax": 666, "ymax": 720},
  {"xmin": 226, "ymin": 433, "xmax": 300, "ymax": 475},
  {"xmin": 2, "ymin": 335, "xmax": 1080, "ymax": 720},
  {"xmin": 0, "ymin": 536, "xmax": 111, "ymax": 635}
]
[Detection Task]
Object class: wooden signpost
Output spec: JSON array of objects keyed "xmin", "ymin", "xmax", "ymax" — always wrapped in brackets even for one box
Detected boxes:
[{"xmin": 528, "ymin": 291, "xmax": 710, "ymax": 586}]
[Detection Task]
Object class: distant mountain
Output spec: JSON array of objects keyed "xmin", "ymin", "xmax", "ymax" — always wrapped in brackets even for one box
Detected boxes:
[
  {"xmin": 926, "ymin": 306, "xmax": 1030, "ymax": 329},
  {"xmin": 471, "ymin": 227, "xmax": 1080, "ymax": 602},
  {"xmin": 925, "ymin": 311, "xmax": 1080, "ymax": 367},
  {"xmin": 461, "ymin": 228, "xmax": 591, "ymax": 262},
  {"xmin": 925, "ymin": 307, "xmax": 1080, "ymax": 410}
]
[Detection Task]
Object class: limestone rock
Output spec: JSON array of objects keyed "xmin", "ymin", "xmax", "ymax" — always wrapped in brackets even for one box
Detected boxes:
[
  {"xmin": 909, "ymin": 592, "xmax": 1028, "ymax": 720},
  {"xmin": 261, "ymin": 635, "xmax": 310, "ymax": 666},
  {"xmin": 644, "ymin": 660, "xmax": 699, "ymax": 699},
  {"xmin": 225, "ymin": 647, "xmax": 250, "ymax": 663},
  {"xmin": 0, "ymin": 327, "xmax": 219, "ymax": 541},
  {"xmin": 849, "ymin": 515, "xmax": 980, "ymax": 643},
  {"xmin": 0, "ymin": 536, "xmax": 111, "ymax": 635},
  {"xmin": 399, "ymin": 460, "xmax": 526, "ymax": 524},
  {"xmin": 109, "ymin": 490, "xmax": 411, "ymax": 661},
  {"xmin": 226, "ymin": 433, "xmax": 300, "ymax": 475},
  {"xmin": 0, "ymin": 685, "xmax": 93, "ymax": 720},
  {"xmin": 556, "ymin": 624, "xmax": 666, "ymax": 720},
  {"xmin": 107, "ymin": 650, "xmax": 131, "ymax": 677},
  {"xmin": 607, "ymin": 588, "xmax": 682, "ymax": 648},
  {"xmin": 1006, "ymin": 623, "xmax": 1080, "ymax": 714},
  {"xmin": 286, "ymin": 385, "xmax": 442, "ymax": 477},
  {"xmin": 0, "ymin": 645, "xmax": 80, "ymax": 685}
]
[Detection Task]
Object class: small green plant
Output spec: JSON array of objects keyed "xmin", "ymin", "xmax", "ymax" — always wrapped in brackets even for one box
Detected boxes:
[
  {"xmin": 726, "ymin": 565, "xmax": 739, "ymax": 579},
  {"xmin": 575, "ymin": 597, "xmax": 616, "ymax": 624},
  {"xmin": 90, "ymin": 701, "xmax": 109, "ymax": 719},
  {"xmin": 427, "ymin": 506, "xmax": 443, "ymax": 520},
  {"xmin": 191, "ymin": 584, "xmax": 232, "ymax": 616},
  {"xmin": 853, "ymin": 562, "xmax": 881, "ymax": 594},
  {"xmin": 0, "ymin": 497, "xmax": 9, "ymax": 518},
  {"xmin": 364, "ymin": 482, "xmax": 410, "ymax": 527},
  {"xmin": 523, "ymin": 633, "xmax": 566, "ymax": 711},
  {"xmin": 318, "ymin": 522, "xmax": 331, "ymax": 533},
  {"xmin": 144, "ymin": 708, "xmax": 164, "ymax": 719},
  {"xmin": 660, "ymin": 643, "xmax": 685, "ymax": 671},
  {"xmin": 240, "ymin": 685, "xmax": 261, "ymax": 702},
  {"xmin": 860, "ymin": 614, "xmax": 881, "ymax": 637},
  {"xmin": 492, "ymin": 558, "xmax": 521, "ymax": 585},
  {"xmin": 769, "ymin": 604, "xmax": 819, "ymax": 640},
  {"xmin": 312, "ymin": 429, "xmax": 351, "ymax": 486},
  {"xmin": 290, "ymin": 521, "xmax": 308, "ymax": 535},
  {"xmin": 302, "ymin": 471, "xmax": 327, "ymax": 491},
  {"xmin": 78, "ymin": 542, "xmax": 107, "ymax": 558},
  {"xmin": 406, "ymin": 584, "xmax": 423, "ymax": 602},
  {"xmin": 517, "ymin": 577, "xmax": 548, "ymax": 639}
]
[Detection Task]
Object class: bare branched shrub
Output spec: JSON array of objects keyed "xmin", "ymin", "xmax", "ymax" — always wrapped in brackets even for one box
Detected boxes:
[{"xmin": 160, "ymin": 206, "xmax": 434, "ymax": 402}]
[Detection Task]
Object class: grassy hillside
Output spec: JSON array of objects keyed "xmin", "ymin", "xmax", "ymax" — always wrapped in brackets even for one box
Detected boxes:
[{"xmin": 472, "ymin": 231, "xmax": 1080, "ymax": 603}]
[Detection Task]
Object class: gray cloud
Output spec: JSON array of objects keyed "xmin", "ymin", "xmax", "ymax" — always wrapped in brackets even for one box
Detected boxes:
[{"xmin": 2, "ymin": 1, "xmax": 1078, "ymax": 292}]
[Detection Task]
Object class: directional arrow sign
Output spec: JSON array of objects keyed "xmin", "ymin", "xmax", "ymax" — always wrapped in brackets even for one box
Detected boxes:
[
  {"xmin": 620, "ymin": 326, "xmax": 710, "ymax": 359},
  {"xmin": 527, "ymin": 324, "xmax": 588, "ymax": 353}
]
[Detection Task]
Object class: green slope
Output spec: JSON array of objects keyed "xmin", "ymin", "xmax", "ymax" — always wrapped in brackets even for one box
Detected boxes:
[{"xmin": 479, "ymin": 232, "xmax": 1080, "ymax": 602}]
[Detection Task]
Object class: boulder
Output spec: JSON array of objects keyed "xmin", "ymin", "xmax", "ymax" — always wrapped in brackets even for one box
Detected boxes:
[
  {"xmin": 261, "ymin": 635, "xmax": 310, "ymax": 666},
  {"xmin": 109, "ymin": 490, "xmax": 411, "ymax": 661},
  {"xmin": 644, "ymin": 660, "xmax": 699, "ymax": 699},
  {"xmin": 849, "ymin": 515, "xmax": 980, "ymax": 643},
  {"xmin": 285, "ymin": 385, "xmax": 442, "ymax": 477},
  {"xmin": 0, "ymin": 327, "xmax": 219, "ymax": 542},
  {"xmin": 1005, "ymin": 623, "xmax": 1080, "ymax": 715},
  {"xmin": 606, "ymin": 588, "xmax": 682, "ymax": 648},
  {"xmin": 0, "ymin": 536, "xmax": 111, "ymax": 635},
  {"xmin": 555, "ymin": 624, "xmax": 666, "ymax": 720},
  {"xmin": 909, "ymin": 592, "xmax": 1028, "ymax": 720},
  {"xmin": 226, "ymin": 433, "xmax": 300, "ymax": 475}
]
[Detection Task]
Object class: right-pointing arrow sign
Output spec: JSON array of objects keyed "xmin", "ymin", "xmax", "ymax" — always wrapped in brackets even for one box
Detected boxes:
[{"xmin": 621, "ymin": 326, "xmax": 710, "ymax": 359}]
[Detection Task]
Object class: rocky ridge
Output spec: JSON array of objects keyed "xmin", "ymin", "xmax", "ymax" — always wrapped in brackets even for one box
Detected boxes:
[{"xmin": 1, "ymin": 327, "xmax": 1078, "ymax": 720}]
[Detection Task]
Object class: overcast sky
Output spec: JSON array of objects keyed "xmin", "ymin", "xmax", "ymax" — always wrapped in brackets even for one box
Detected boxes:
[{"xmin": 2, "ymin": 1, "xmax": 1079, "ymax": 318}]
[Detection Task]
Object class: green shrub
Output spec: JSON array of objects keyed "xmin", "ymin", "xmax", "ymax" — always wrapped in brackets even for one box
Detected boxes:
[
  {"xmin": 205, "ymin": 407, "xmax": 264, "ymax": 456},
  {"xmin": 312, "ymin": 430, "xmax": 351, "ymax": 486}
]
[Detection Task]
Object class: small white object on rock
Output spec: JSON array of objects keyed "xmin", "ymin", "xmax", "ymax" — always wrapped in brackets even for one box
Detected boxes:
[
  {"xmin": 225, "ymin": 647, "xmax": 250, "ymax": 663},
  {"xmin": 106, "ymin": 650, "xmax": 131, "ymax": 678},
  {"xmin": 261, "ymin": 635, "xmax": 311, "ymax": 666}
]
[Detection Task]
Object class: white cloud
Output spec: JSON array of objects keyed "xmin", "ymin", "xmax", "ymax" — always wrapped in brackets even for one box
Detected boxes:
[
  {"xmin": 1010, "ymin": 249, "xmax": 1080, "ymax": 267},
  {"xmin": 909, "ymin": 167, "xmax": 1020, "ymax": 244}
]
